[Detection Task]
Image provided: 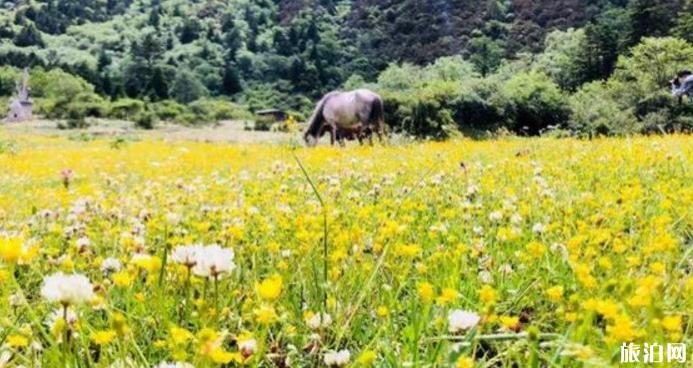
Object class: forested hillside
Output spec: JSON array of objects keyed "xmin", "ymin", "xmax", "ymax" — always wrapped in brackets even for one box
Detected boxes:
[{"xmin": 0, "ymin": 0, "xmax": 692, "ymax": 136}]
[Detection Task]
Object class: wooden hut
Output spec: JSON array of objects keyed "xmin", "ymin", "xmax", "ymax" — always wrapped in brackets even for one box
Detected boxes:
[{"xmin": 255, "ymin": 108, "xmax": 287, "ymax": 122}]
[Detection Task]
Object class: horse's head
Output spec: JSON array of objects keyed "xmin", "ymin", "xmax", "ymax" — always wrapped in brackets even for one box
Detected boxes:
[{"xmin": 303, "ymin": 131, "xmax": 318, "ymax": 147}]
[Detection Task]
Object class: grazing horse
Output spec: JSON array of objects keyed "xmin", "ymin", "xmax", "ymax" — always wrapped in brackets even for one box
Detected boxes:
[
  {"xmin": 671, "ymin": 69, "xmax": 693, "ymax": 105},
  {"xmin": 304, "ymin": 89, "xmax": 385, "ymax": 146}
]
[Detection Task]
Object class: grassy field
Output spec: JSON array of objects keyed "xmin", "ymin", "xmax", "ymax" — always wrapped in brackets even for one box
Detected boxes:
[{"xmin": 0, "ymin": 132, "xmax": 691, "ymax": 367}]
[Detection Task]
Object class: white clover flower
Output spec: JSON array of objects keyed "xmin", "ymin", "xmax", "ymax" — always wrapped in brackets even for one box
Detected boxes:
[
  {"xmin": 192, "ymin": 244, "xmax": 236, "ymax": 278},
  {"xmin": 153, "ymin": 362, "xmax": 194, "ymax": 368},
  {"xmin": 532, "ymin": 223, "xmax": 545, "ymax": 234},
  {"xmin": 466, "ymin": 184, "xmax": 479, "ymax": 196},
  {"xmin": 171, "ymin": 244, "xmax": 204, "ymax": 268},
  {"xmin": 76, "ymin": 236, "xmax": 91, "ymax": 249},
  {"xmin": 307, "ymin": 313, "xmax": 332, "ymax": 330},
  {"xmin": 448, "ymin": 309, "xmax": 480, "ymax": 333},
  {"xmin": 488, "ymin": 211, "xmax": 503, "ymax": 222},
  {"xmin": 40, "ymin": 272, "xmax": 95, "ymax": 305},
  {"xmin": 238, "ymin": 338, "xmax": 257, "ymax": 355},
  {"xmin": 101, "ymin": 258, "xmax": 122, "ymax": 274},
  {"xmin": 324, "ymin": 349, "xmax": 351, "ymax": 367}
]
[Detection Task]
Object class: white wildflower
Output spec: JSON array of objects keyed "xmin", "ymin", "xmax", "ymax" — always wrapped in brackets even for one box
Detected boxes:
[
  {"xmin": 324, "ymin": 349, "xmax": 351, "ymax": 367},
  {"xmin": 532, "ymin": 223, "xmax": 545, "ymax": 234},
  {"xmin": 192, "ymin": 244, "xmax": 235, "ymax": 278},
  {"xmin": 40, "ymin": 272, "xmax": 94, "ymax": 305},
  {"xmin": 171, "ymin": 244, "xmax": 204, "ymax": 268},
  {"xmin": 76, "ymin": 236, "xmax": 91, "ymax": 250},
  {"xmin": 307, "ymin": 313, "xmax": 333, "ymax": 330},
  {"xmin": 448, "ymin": 309, "xmax": 480, "ymax": 333},
  {"xmin": 101, "ymin": 258, "xmax": 122, "ymax": 274},
  {"xmin": 488, "ymin": 211, "xmax": 503, "ymax": 222}
]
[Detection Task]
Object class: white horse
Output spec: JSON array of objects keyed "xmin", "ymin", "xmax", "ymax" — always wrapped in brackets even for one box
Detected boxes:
[{"xmin": 303, "ymin": 89, "xmax": 385, "ymax": 146}]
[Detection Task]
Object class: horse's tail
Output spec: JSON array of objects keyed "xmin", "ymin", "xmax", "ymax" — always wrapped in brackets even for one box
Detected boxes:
[
  {"xmin": 368, "ymin": 95, "xmax": 385, "ymax": 134},
  {"xmin": 304, "ymin": 94, "xmax": 332, "ymax": 146}
]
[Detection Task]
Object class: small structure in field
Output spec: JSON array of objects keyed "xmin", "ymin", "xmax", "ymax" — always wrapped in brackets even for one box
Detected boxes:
[
  {"xmin": 6, "ymin": 68, "xmax": 33, "ymax": 123},
  {"xmin": 255, "ymin": 108, "xmax": 287, "ymax": 122}
]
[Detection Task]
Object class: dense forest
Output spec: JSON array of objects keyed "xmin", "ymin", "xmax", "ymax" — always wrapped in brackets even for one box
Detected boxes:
[{"xmin": 0, "ymin": 0, "xmax": 692, "ymax": 136}]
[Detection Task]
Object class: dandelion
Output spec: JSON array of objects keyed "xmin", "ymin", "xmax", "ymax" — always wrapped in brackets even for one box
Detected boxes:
[
  {"xmin": 257, "ymin": 274, "xmax": 283, "ymax": 301},
  {"xmin": 75, "ymin": 236, "xmax": 91, "ymax": 250},
  {"xmin": 417, "ymin": 282, "xmax": 434, "ymax": 302},
  {"xmin": 531, "ymin": 223, "xmax": 545, "ymax": 234},
  {"xmin": 192, "ymin": 245, "xmax": 235, "ymax": 279},
  {"xmin": 254, "ymin": 305, "xmax": 279, "ymax": 325},
  {"xmin": 448, "ymin": 310, "xmax": 480, "ymax": 333},
  {"xmin": 661, "ymin": 315, "xmax": 682, "ymax": 334},
  {"xmin": 545, "ymin": 286, "xmax": 564, "ymax": 302},
  {"xmin": 436, "ymin": 288, "xmax": 458, "ymax": 306},
  {"xmin": 499, "ymin": 315, "xmax": 520, "ymax": 330},
  {"xmin": 357, "ymin": 350, "xmax": 377, "ymax": 365},
  {"xmin": 91, "ymin": 330, "xmax": 117, "ymax": 345},
  {"xmin": 479, "ymin": 285, "xmax": 497, "ymax": 304},
  {"xmin": 41, "ymin": 272, "xmax": 95, "ymax": 306},
  {"xmin": 6, "ymin": 334, "xmax": 29, "ymax": 349},
  {"xmin": 324, "ymin": 349, "xmax": 351, "ymax": 367},
  {"xmin": 488, "ymin": 211, "xmax": 503, "ymax": 222},
  {"xmin": 100, "ymin": 257, "xmax": 122, "ymax": 274},
  {"xmin": 171, "ymin": 244, "xmax": 203, "ymax": 268},
  {"xmin": 455, "ymin": 356, "xmax": 474, "ymax": 368}
]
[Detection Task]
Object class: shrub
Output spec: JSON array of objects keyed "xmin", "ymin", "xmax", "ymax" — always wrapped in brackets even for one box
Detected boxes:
[
  {"xmin": 254, "ymin": 115, "xmax": 274, "ymax": 131},
  {"xmin": 0, "ymin": 66, "xmax": 20, "ymax": 96},
  {"xmin": 110, "ymin": 99, "xmax": 145, "ymax": 121},
  {"xmin": 151, "ymin": 100, "xmax": 187, "ymax": 121},
  {"xmin": 569, "ymin": 81, "xmax": 638, "ymax": 137},
  {"xmin": 189, "ymin": 99, "xmax": 252, "ymax": 122},
  {"xmin": 135, "ymin": 109, "xmax": 158, "ymax": 130},
  {"xmin": 500, "ymin": 71, "xmax": 570, "ymax": 135}
]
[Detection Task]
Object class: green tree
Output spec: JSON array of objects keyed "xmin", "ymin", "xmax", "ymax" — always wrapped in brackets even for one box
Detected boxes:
[
  {"xmin": 536, "ymin": 28, "xmax": 590, "ymax": 90},
  {"xmin": 613, "ymin": 37, "xmax": 693, "ymax": 101},
  {"xmin": 673, "ymin": 0, "xmax": 693, "ymax": 43},
  {"xmin": 627, "ymin": 0, "xmax": 682, "ymax": 45},
  {"xmin": 13, "ymin": 24, "xmax": 44, "ymax": 47},
  {"xmin": 170, "ymin": 69, "xmax": 207, "ymax": 104},
  {"xmin": 468, "ymin": 35, "xmax": 505, "ymax": 76},
  {"xmin": 583, "ymin": 6, "xmax": 631, "ymax": 81},
  {"xmin": 501, "ymin": 71, "xmax": 569, "ymax": 134}
]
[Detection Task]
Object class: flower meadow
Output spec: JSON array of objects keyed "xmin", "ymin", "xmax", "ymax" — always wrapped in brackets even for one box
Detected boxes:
[{"xmin": 0, "ymin": 134, "xmax": 691, "ymax": 367}]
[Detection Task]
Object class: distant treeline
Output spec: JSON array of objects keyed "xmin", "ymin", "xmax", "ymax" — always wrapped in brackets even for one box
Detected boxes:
[{"xmin": 0, "ymin": 0, "xmax": 692, "ymax": 136}]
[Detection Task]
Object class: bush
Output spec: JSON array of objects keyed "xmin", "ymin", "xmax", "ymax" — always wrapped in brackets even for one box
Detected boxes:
[
  {"xmin": 569, "ymin": 81, "xmax": 638, "ymax": 137},
  {"xmin": 0, "ymin": 66, "xmax": 20, "ymax": 96},
  {"xmin": 151, "ymin": 100, "xmax": 187, "ymax": 121},
  {"xmin": 110, "ymin": 99, "xmax": 145, "ymax": 121},
  {"xmin": 189, "ymin": 99, "xmax": 252, "ymax": 122},
  {"xmin": 135, "ymin": 109, "xmax": 158, "ymax": 129},
  {"xmin": 253, "ymin": 115, "xmax": 274, "ymax": 131},
  {"xmin": 500, "ymin": 71, "xmax": 570, "ymax": 135}
]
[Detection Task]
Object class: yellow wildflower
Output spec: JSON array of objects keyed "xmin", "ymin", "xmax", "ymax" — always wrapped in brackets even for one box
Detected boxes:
[{"xmin": 257, "ymin": 274, "xmax": 283, "ymax": 301}]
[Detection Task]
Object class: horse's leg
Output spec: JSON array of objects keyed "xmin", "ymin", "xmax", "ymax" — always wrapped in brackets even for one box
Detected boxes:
[{"xmin": 329, "ymin": 123, "xmax": 336, "ymax": 146}]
